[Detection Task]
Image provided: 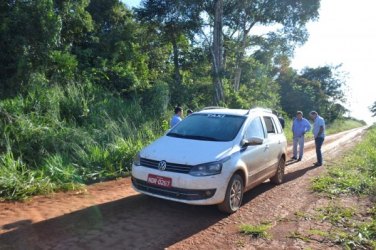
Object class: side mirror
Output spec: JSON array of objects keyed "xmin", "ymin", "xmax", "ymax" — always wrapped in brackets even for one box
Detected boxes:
[{"xmin": 241, "ymin": 136, "xmax": 264, "ymax": 147}]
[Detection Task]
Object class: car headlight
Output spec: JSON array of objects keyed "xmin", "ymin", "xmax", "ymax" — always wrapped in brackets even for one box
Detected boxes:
[
  {"xmin": 133, "ymin": 152, "xmax": 141, "ymax": 166},
  {"xmin": 189, "ymin": 157, "xmax": 230, "ymax": 176}
]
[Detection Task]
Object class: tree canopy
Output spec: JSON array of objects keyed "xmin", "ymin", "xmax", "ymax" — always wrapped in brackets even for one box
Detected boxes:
[{"xmin": 0, "ymin": 0, "xmax": 349, "ymax": 120}]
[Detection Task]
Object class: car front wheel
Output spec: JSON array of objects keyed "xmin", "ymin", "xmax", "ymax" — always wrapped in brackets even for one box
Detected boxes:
[{"xmin": 218, "ymin": 174, "xmax": 244, "ymax": 214}]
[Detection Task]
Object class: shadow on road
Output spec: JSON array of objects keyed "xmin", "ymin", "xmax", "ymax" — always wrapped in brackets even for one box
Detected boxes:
[
  {"xmin": 0, "ymin": 194, "xmax": 225, "ymax": 249},
  {"xmin": 242, "ymin": 163, "xmax": 319, "ymax": 204}
]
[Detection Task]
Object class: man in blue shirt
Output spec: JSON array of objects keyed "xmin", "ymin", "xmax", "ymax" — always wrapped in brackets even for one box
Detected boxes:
[
  {"xmin": 170, "ymin": 106, "xmax": 183, "ymax": 128},
  {"xmin": 292, "ymin": 111, "xmax": 311, "ymax": 161},
  {"xmin": 310, "ymin": 111, "xmax": 325, "ymax": 166}
]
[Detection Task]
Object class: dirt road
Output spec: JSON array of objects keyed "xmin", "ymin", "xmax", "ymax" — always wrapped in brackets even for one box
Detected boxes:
[{"xmin": 0, "ymin": 127, "xmax": 367, "ymax": 250}]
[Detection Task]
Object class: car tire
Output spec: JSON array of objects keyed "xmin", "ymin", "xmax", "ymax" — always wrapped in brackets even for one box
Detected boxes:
[
  {"xmin": 218, "ymin": 174, "xmax": 244, "ymax": 214},
  {"xmin": 270, "ymin": 157, "xmax": 285, "ymax": 184}
]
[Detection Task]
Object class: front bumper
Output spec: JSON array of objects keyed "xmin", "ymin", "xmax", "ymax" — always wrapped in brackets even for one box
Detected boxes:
[
  {"xmin": 131, "ymin": 165, "xmax": 230, "ymax": 205},
  {"xmin": 132, "ymin": 177, "xmax": 216, "ymax": 200}
]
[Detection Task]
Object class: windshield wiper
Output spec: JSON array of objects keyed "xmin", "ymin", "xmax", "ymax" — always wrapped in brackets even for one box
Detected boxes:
[
  {"xmin": 167, "ymin": 133, "xmax": 220, "ymax": 141},
  {"xmin": 184, "ymin": 135, "xmax": 220, "ymax": 141},
  {"xmin": 167, "ymin": 132, "xmax": 186, "ymax": 138}
]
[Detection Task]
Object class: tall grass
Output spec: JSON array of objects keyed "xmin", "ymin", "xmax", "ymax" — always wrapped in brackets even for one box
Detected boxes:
[
  {"xmin": 0, "ymin": 81, "xmax": 167, "ymax": 200},
  {"xmin": 0, "ymin": 152, "xmax": 53, "ymax": 200}
]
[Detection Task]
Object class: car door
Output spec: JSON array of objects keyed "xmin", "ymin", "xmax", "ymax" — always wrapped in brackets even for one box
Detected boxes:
[
  {"xmin": 240, "ymin": 116, "xmax": 268, "ymax": 187},
  {"xmin": 262, "ymin": 116, "xmax": 280, "ymax": 172}
]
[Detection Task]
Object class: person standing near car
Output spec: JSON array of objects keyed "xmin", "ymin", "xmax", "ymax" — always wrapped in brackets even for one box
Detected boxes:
[
  {"xmin": 309, "ymin": 111, "xmax": 325, "ymax": 166},
  {"xmin": 292, "ymin": 111, "xmax": 311, "ymax": 161},
  {"xmin": 170, "ymin": 106, "xmax": 183, "ymax": 128}
]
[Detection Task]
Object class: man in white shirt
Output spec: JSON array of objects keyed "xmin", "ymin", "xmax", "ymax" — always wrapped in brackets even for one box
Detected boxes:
[{"xmin": 309, "ymin": 111, "xmax": 325, "ymax": 166}]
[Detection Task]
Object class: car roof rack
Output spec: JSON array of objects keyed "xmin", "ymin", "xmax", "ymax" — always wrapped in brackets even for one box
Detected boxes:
[
  {"xmin": 246, "ymin": 107, "xmax": 273, "ymax": 115},
  {"xmin": 201, "ymin": 106, "xmax": 227, "ymax": 110}
]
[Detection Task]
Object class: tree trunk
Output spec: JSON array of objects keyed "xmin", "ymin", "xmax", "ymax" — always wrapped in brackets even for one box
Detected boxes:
[
  {"xmin": 233, "ymin": 67, "xmax": 242, "ymax": 91},
  {"xmin": 172, "ymin": 37, "xmax": 181, "ymax": 87},
  {"xmin": 233, "ymin": 30, "xmax": 247, "ymax": 92},
  {"xmin": 212, "ymin": 0, "xmax": 224, "ymax": 105},
  {"xmin": 233, "ymin": 23, "xmax": 256, "ymax": 91}
]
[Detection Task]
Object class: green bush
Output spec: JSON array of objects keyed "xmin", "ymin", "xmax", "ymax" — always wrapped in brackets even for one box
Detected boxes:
[
  {"xmin": 0, "ymin": 79, "xmax": 166, "ymax": 200},
  {"xmin": 0, "ymin": 152, "xmax": 52, "ymax": 200}
]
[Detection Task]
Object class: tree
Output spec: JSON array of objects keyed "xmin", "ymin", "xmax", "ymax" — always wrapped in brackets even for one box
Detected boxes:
[
  {"xmin": 300, "ymin": 65, "xmax": 346, "ymax": 102},
  {"xmin": 370, "ymin": 101, "xmax": 376, "ymax": 117},
  {"xmin": 212, "ymin": 0, "xmax": 225, "ymax": 105},
  {"xmin": 54, "ymin": 0, "xmax": 94, "ymax": 47},
  {"xmin": 0, "ymin": 0, "xmax": 62, "ymax": 97},
  {"xmin": 224, "ymin": 0, "xmax": 320, "ymax": 91},
  {"xmin": 84, "ymin": 0, "xmax": 149, "ymax": 94},
  {"xmin": 277, "ymin": 61, "xmax": 348, "ymax": 122},
  {"xmin": 136, "ymin": 0, "xmax": 202, "ymax": 98}
]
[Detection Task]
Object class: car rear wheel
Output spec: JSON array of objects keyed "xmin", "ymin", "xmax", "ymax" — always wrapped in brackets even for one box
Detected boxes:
[
  {"xmin": 218, "ymin": 174, "xmax": 244, "ymax": 214},
  {"xmin": 270, "ymin": 157, "xmax": 285, "ymax": 184}
]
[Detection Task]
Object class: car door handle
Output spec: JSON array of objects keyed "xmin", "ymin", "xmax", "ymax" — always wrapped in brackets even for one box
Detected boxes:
[{"xmin": 265, "ymin": 145, "xmax": 270, "ymax": 150}]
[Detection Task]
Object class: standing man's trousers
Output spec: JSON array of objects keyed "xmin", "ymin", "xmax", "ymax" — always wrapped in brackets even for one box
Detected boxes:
[{"xmin": 293, "ymin": 136, "xmax": 305, "ymax": 159}]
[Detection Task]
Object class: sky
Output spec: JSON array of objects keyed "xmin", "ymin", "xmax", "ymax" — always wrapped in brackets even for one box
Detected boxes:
[
  {"xmin": 123, "ymin": 0, "xmax": 376, "ymax": 124},
  {"xmin": 291, "ymin": 0, "xmax": 376, "ymax": 124}
]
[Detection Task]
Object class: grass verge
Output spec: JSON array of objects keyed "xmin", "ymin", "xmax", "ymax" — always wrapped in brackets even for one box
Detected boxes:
[{"xmin": 290, "ymin": 126, "xmax": 376, "ymax": 249}]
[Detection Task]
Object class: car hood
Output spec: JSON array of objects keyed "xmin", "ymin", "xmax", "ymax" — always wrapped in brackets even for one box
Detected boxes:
[{"xmin": 140, "ymin": 135, "xmax": 236, "ymax": 165}]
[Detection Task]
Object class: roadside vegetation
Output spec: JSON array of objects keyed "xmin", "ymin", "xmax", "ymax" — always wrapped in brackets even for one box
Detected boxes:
[
  {"xmin": 326, "ymin": 118, "xmax": 367, "ymax": 136},
  {"xmin": 313, "ymin": 126, "xmax": 376, "ymax": 196},
  {"xmin": 288, "ymin": 126, "xmax": 376, "ymax": 249},
  {"xmin": 0, "ymin": 82, "xmax": 167, "ymax": 200}
]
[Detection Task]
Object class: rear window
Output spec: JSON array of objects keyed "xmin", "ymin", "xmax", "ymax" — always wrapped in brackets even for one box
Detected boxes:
[
  {"xmin": 274, "ymin": 117, "xmax": 283, "ymax": 134},
  {"xmin": 263, "ymin": 116, "xmax": 276, "ymax": 134},
  {"xmin": 167, "ymin": 114, "xmax": 246, "ymax": 141}
]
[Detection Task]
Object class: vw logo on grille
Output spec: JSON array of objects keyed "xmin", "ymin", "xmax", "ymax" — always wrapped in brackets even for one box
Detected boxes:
[{"xmin": 158, "ymin": 160, "xmax": 167, "ymax": 171}]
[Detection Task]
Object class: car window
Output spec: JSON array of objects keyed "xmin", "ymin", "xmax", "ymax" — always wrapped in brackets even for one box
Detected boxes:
[
  {"xmin": 274, "ymin": 117, "xmax": 283, "ymax": 134},
  {"xmin": 263, "ymin": 116, "xmax": 276, "ymax": 134},
  {"xmin": 167, "ymin": 114, "xmax": 246, "ymax": 142},
  {"xmin": 245, "ymin": 117, "xmax": 265, "ymax": 139}
]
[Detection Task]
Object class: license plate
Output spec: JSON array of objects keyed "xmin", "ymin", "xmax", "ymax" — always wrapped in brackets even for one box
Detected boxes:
[{"xmin": 147, "ymin": 174, "xmax": 172, "ymax": 188}]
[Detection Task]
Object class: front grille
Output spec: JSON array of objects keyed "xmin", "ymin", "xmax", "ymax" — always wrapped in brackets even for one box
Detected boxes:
[
  {"xmin": 140, "ymin": 158, "xmax": 192, "ymax": 174},
  {"xmin": 132, "ymin": 177, "xmax": 216, "ymax": 200}
]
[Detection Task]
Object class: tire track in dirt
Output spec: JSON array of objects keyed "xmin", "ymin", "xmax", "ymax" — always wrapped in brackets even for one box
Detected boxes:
[{"xmin": 0, "ymin": 127, "xmax": 367, "ymax": 250}]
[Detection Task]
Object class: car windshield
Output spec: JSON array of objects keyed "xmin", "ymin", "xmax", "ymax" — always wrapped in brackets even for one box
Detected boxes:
[{"xmin": 167, "ymin": 113, "xmax": 246, "ymax": 142}]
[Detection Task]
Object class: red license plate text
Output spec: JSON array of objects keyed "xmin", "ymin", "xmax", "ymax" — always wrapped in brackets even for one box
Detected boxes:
[{"xmin": 147, "ymin": 174, "xmax": 172, "ymax": 188}]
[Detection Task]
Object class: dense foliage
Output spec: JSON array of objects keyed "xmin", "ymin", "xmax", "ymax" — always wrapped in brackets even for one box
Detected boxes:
[{"xmin": 0, "ymin": 0, "xmax": 361, "ymax": 199}]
